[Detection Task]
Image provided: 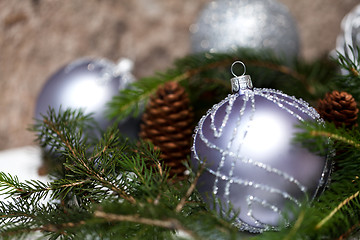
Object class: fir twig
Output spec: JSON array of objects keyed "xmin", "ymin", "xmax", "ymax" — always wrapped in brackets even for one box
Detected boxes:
[
  {"xmin": 316, "ymin": 190, "xmax": 360, "ymax": 230},
  {"xmin": 310, "ymin": 130, "xmax": 360, "ymax": 149},
  {"xmin": 108, "ymin": 49, "xmax": 335, "ymax": 121},
  {"xmin": 336, "ymin": 222, "xmax": 360, "ymax": 240},
  {"xmin": 175, "ymin": 163, "xmax": 205, "ymax": 213},
  {"xmin": 30, "ymin": 220, "xmax": 86, "ymax": 235},
  {"xmin": 333, "ymin": 46, "xmax": 360, "ymax": 101},
  {"xmin": 95, "ymin": 175, "xmax": 136, "ymax": 205},
  {"xmin": 94, "ymin": 210, "xmax": 200, "ymax": 239},
  {"xmin": 38, "ymin": 109, "xmax": 137, "ymax": 204},
  {"xmin": 283, "ymin": 210, "xmax": 305, "ymax": 240},
  {"xmin": 0, "ymin": 173, "xmax": 90, "ymax": 201},
  {"xmin": 350, "ymin": 67, "xmax": 359, "ymax": 77},
  {"xmin": 247, "ymin": 60, "xmax": 314, "ymax": 94}
]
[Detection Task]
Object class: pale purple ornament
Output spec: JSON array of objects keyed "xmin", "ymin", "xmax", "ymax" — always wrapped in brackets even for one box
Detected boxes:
[
  {"xmin": 35, "ymin": 58, "xmax": 139, "ymax": 138},
  {"xmin": 191, "ymin": 61, "xmax": 332, "ymax": 232}
]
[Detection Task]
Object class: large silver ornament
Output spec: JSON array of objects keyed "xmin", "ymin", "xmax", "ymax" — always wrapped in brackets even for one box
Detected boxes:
[
  {"xmin": 335, "ymin": 4, "xmax": 360, "ymax": 66},
  {"xmin": 35, "ymin": 58, "xmax": 139, "ymax": 138},
  {"xmin": 191, "ymin": 62, "xmax": 332, "ymax": 233},
  {"xmin": 190, "ymin": 0, "xmax": 300, "ymax": 59}
]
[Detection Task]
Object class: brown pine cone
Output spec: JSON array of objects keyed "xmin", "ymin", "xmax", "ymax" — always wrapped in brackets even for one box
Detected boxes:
[
  {"xmin": 317, "ymin": 90, "xmax": 359, "ymax": 128},
  {"xmin": 139, "ymin": 81, "xmax": 194, "ymax": 179}
]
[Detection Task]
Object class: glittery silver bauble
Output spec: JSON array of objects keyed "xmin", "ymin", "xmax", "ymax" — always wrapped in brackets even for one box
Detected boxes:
[
  {"xmin": 335, "ymin": 4, "xmax": 360, "ymax": 66},
  {"xmin": 35, "ymin": 58, "xmax": 139, "ymax": 138},
  {"xmin": 191, "ymin": 62, "xmax": 331, "ymax": 232},
  {"xmin": 190, "ymin": 0, "xmax": 300, "ymax": 59}
]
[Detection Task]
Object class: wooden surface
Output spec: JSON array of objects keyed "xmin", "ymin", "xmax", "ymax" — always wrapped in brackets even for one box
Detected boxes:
[{"xmin": 0, "ymin": 0, "xmax": 358, "ymax": 150}]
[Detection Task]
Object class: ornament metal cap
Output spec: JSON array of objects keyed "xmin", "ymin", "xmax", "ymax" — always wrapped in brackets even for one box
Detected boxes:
[{"xmin": 230, "ymin": 61, "xmax": 253, "ymax": 93}]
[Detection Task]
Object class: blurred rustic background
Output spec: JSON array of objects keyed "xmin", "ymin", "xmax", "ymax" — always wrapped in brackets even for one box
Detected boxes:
[{"xmin": 0, "ymin": 0, "xmax": 358, "ymax": 150}]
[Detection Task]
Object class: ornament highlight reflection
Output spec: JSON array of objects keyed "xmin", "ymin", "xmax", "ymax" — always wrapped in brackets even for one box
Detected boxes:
[
  {"xmin": 242, "ymin": 110, "xmax": 289, "ymax": 161},
  {"xmin": 65, "ymin": 75, "xmax": 108, "ymax": 113}
]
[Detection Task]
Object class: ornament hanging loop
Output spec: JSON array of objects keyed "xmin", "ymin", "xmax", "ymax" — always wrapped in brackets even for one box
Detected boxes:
[
  {"xmin": 231, "ymin": 61, "xmax": 246, "ymax": 77},
  {"xmin": 230, "ymin": 61, "xmax": 253, "ymax": 93}
]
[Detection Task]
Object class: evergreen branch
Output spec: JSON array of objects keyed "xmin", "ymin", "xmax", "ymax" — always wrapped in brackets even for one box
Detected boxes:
[
  {"xmin": 332, "ymin": 47, "xmax": 360, "ymax": 101},
  {"xmin": 337, "ymin": 46, "xmax": 360, "ymax": 77},
  {"xmin": 175, "ymin": 163, "xmax": 205, "ymax": 213},
  {"xmin": 350, "ymin": 67, "xmax": 359, "ymax": 77},
  {"xmin": 155, "ymin": 161, "xmax": 163, "ymax": 177},
  {"xmin": 315, "ymin": 190, "xmax": 360, "ymax": 230},
  {"xmin": 107, "ymin": 71, "xmax": 191, "ymax": 121},
  {"xmin": 336, "ymin": 222, "xmax": 360, "ymax": 240},
  {"xmin": 0, "ymin": 219, "xmax": 87, "ymax": 239},
  {"xmin": 108, "ymin": 49, "xmax": 334, "ymax": 121},
  {"xmin": 310, "ymin": 130, "xmax": 360, "ymax": 149},
  {"xmin": 133, "ymin": 165, "xmax": 147, "ymax": 186},
  {"xmin": 0, "ymin": 226, "xmax": 39, "ymax": 239},
  {"xmin": 88, "ymin": 131, "xmax": 117, "ymax": 163},
  {"xmin": 43, "ymin": 118, "xmax": 93, "ymax": 175},
  {"xmin": 94, "ymin": 210, "xmax": 200, "ymax": 240},
  {"xmin": 0, "ymin": 212, "xmax": 35, "ymax": 219},
  {"xmin": 2, "ymin": 220, "xmax": 87, "ymax": 237},
  {"xmin": 0, "ymin": 197, "xmax": 91, "ymax": 239},
  {"xmin": 296, "ymin": 120, "xmax": 360, "ymax": 156},
  {"xmin": 40, "ymin": 111, "xmax": 137, "ymax": 204},
  {"xmin": 49, "ymin": 180, "xmax": 91, "ymax": 200},
  {"xmin": 0, "ymin": 172, "xmax": 22, "ymax": 196},
  {"xmin": 283, "ymin": 210, "xmax": 305, "ymax": 240},
  {"xmin": 0, "ymin": 200, "xmax": 53, "ymax": 230},
  {"xmin": 33, "ymin": 108, "xmax": 96, "ymax": 154},
  {"xmin": 53, "ymin": 180, "xmax": 89, "ymax": 189},
  {"xmin": 107, "ymin": 58, "xmax": 228, "ymax": 121},
  {"xmin": 0, "ymin": 172, "xmax": 53, "ymax": 201},
  {"xmin": 36, "ymin": 220, "xmax": 86, "ymax": 234},
  {"xmin": 95, "ymin": 175, "xmax": 137, "ymax": 205},
  {"xmin": 7, "ymin": 51, "xmax": 359, "ymax": 239},
  {"xmin": 94, "ymin": 210, "xmax": 175, "ymax": 228},
  {"xmin": 247, "ymin": 60, "xmax": 314, "ymax": 94},
  {"xmin": 18, "ymin": 179, "xmax": 88, "ymax": 200}
]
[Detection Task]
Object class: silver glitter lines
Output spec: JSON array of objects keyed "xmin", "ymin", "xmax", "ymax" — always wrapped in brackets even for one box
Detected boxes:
[{"xmin": 191, "ymin": 85, "xmax": 332, "ymax": 232}]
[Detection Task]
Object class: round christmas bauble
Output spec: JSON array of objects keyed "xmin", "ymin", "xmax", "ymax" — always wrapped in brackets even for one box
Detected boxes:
[
  {"xmin": 35, "ymin": 58, "xmax": 138, "ymax": 138},
  {"xmin": 335, "ymin": 4, "xmax": 360, "ymax": 66},
  {"xmin": 191, "ymin": 63, "xmax": 331, "ymax": 232},
  {"xmin": 190, "ymin": 0, "xmax": 300, "ymax": 59}
]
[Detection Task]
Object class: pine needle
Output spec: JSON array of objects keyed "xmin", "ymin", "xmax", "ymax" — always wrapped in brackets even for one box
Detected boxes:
[{"xmin": 316, "ymin": 191, "xmax": 360, "ymax": 229}]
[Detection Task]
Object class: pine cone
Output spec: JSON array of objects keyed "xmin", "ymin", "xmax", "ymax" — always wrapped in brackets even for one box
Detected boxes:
[
  {"xmin": 317, "ymin": 90, "xmax": 359, "ymax": 128},
  {"xmin": 139, "ymin": 82, "xmax": 194, "ymax": 179}
]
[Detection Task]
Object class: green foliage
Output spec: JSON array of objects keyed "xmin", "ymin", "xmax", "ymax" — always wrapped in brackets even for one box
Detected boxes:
[
  {"xmin": 107, "ymin": 48, "xmax": 336, "ymax": 123},
  {"xmin": 2, "ymin": 107, "xmax": 245, "ymax": 239},
  {"xmin": 333, "ymin": 46, "xmax": 360, "ymax": 100},
  {"xmin": 2, "ymin": 48, "xmax": 360, "ymax": 239}
]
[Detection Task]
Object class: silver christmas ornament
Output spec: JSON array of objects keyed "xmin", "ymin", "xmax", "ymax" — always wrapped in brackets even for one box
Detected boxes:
[
  {"xmin": 191, "ymin": 61, "xmax": 332, "ymax": 233},
  {"xmin": 35, "ymin": 57, "xmax": 139, "ymax": 138},
  {"xmin": 335, "ymin": 4, "xmax": 360, "ymax": 66},
  {"xmin": 190, "ymin": 0, "xmax": 300, "ymax": 59}
]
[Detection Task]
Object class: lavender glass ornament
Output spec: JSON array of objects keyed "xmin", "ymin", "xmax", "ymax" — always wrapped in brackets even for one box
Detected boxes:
[
  {"xmin": 191, "ymin": 62, "xmax": 332, "ymax": 233},
  {"xmin": 190, "ymin": 0, "xmax": 300, "ymax": 59},
  {"xmin": 35, "ymin": 58, "xmax": 139, "ymax": 138}
]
